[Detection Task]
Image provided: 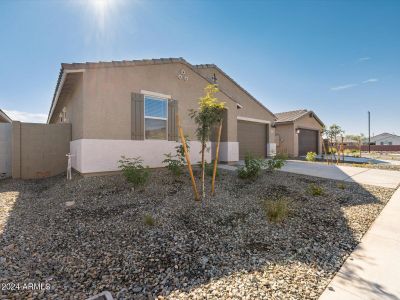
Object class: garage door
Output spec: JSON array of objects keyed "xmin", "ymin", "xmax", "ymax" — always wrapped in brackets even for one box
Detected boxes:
[
  {"xmin": 238, "ymin": 120, "xmax": 267, "ymax": 160},
  {"xmin": 298, "ymin": 129, "xmax": 318, "ymax": 156}
]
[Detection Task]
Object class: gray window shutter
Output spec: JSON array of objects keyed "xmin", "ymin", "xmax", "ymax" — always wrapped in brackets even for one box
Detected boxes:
[
  {"xmin": 131, "ymin": 93, "xmax": 144, "ymax": 140},
  {"xmin": 168, "ymin": 99, "xmax": 178, "ymax": 141}
]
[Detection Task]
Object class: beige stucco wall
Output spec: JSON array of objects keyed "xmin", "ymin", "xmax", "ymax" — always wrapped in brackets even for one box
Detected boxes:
[
  {"xmin": 50, "ymin": 73, "xmax": 84, "ymax": 140},
  {"xmin": 275, "ymin": 123, "xmax": 295, "ymax": 156},
  {"xmin": 275, "ymin": 114, "xmax": 323, "ymax": 157},
  {"xmin": 77, "ymin": 63, "xmax": 239, "ymax": 142},
  {"xmin": 194, "ymin": 67, "xmax": 276, "ymax": 144},
  {"xmin": 50, "ymin": 62, "xmax": 279, "ymax": 145},
  {"xmin": 12, "ymin": 122, "xmax": 71, "ymax": 179}
]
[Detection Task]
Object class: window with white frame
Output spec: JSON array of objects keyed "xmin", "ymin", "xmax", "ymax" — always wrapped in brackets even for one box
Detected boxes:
[{"xmin": 144, "ymin": 96, "xmax": 168, "ymax": 139}]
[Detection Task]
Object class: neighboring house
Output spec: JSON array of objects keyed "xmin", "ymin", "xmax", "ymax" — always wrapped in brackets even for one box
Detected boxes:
[
  {"xmin": 0, "ymin": 109, "xmax": 12, "ymax": 123},
  {"xmin": 0, "ymin": 109, "xmax": 12, "ymax": 178},
  {"xmin": 369, "ymin": 133, "xmax": 400, "ymax": 145},
  {"xmin": 274, "ymin": 109, "xmax": 324, "ymax": 157},
  {"xmin": 47, "ymin": 58, "xmax": 277, "ymax": 175}
]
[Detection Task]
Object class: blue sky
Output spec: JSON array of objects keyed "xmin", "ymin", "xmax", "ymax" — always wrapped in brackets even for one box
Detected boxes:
[{"xmin": 0, "ymin": 0, "xmax": 399, "ymax": 135}]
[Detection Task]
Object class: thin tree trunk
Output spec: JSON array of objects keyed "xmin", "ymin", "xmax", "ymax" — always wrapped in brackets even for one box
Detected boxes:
[
  {"xmin": 212, "ymin": 121, "xmax": 223, "ymax": 196},
  {"xmin": 322, "ymin": 137, "xmax": 329, "ymax": 165},
  {"xmin": 201, "ymin": 140, "xmax": 206, "ymax": 204},
  {"xmin": 177, "ymin": 116, "xmax": 199, "ymax": 201}
]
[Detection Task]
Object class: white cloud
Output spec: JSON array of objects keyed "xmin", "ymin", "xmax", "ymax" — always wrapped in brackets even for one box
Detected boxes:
[
  {"xmin": 362, "ymin": 78, "xmax": 379, "ymax": 84},
  {"xmin": 330, "ymin": 83, "xmax": 358, "ymax": 91},
  {"xmin": 3, "ymin": 110, "xmax": 47, "ymax": 123},
  {"xmin": 358, "ymin": 57, "xmax": 371, "ymax": 62}
]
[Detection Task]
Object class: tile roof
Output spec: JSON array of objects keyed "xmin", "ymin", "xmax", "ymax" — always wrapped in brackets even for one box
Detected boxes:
[
  {"xmin": 275, "ymin": 109, "xmax": 325, "ymax": 127},
  {"xmin": 275, "ymin": 109, "xmax": 308, "ymax": 123}
]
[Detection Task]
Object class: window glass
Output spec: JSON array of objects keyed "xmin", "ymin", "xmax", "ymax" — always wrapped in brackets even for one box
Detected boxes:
[
  {"xmin": 145, "ymin": 118, "xmax": 167, "ymax": 140},
  {"xmin": 145, "ymin": 97, "xmax": 167, "ymax": 118}
]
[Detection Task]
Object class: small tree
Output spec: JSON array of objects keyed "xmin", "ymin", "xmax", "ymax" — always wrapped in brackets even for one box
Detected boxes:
[
  {"xmin": 325, "ymin": 124, "xmax": 344, "ymax": 163},
  {"xmin": 189, "ymin": 84, "xmax": 225, "ymax": 203}
]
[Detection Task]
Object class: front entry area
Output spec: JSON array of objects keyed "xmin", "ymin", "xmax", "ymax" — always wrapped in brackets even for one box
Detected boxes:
[
  {"xmin": 298, "ymin": 128, "xmax": 318, "ymax": 156},
  {"xmin": 237, "ymin": 120, "xmax": 267, "ymax": 160}
]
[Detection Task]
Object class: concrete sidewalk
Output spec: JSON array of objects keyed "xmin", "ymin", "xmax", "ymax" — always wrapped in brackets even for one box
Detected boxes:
[
  {"xmin": 280, "ymin": 160, "xmax": 400, "ymax": 188},
  {"xmin": 319, "ymin": 187, "xmax": 400, "ymax": 300}
]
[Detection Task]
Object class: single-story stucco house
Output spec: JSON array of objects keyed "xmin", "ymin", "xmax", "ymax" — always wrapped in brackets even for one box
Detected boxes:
[
  {"xmin": 275, "ymin": 109, "xmax": 324, "ymax": 157},
  {"xmin": 47, "ymin": 58, "xmax": 278, "ymax": 175},
  {"xmin": 369, "ymin": 133, "xmax": 400, "ymax": 146}
]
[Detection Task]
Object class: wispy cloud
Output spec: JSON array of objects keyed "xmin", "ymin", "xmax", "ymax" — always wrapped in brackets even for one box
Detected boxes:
[
  {"xmin": 358, "ymin": 57, "xmax": 371, "ymax": 62},
  {"xmin": 330, "ymin": 83, "xmax": 358, "ymax": 91},
  {"xmin": 3, "ymin": 110, "xmax": 47, "ymax": 123},
  {"xmin": 362, "ymin": 78, "xmax": 379, "ymax": 84}
]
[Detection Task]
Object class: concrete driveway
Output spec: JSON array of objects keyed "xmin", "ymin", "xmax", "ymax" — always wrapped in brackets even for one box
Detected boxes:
[
  {"xmin": 281, "ymin": 160, "xmax": 400, "ymax": 189},
  {"xmin": 319, "ymin": 187, "xmax": 400, "ymax": 300}
]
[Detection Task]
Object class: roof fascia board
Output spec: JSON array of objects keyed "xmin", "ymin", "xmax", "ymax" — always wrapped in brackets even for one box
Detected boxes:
[
  {"xmin": 47, "ymin": 69, "xmax": 85, "ymax": 123},
  {"xmin": 237, "ymin": 116, "xmax": 271, "ymax": 124}
]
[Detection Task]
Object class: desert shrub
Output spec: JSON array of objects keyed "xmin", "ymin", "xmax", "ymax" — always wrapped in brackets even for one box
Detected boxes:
[
  {"xmin": 205, "ymin": 160, "xmax": 218, "ymax": 177},
  {"xmin": 275, "ymin": 153, "xmax": 289, "ymax": 160},
  {"xmin": 162, "ymin": 139, "xmax": 190, "ymax": 176},
  {"xmin": 238, "ymin": 153, "xmax": 265, "ymax": 179},
  {"xmin": 266, "ymin": 156, "xmax": 286, "ymax": 171},
  {"xmin": 306, "ymin": 151, "xmax": 317, "ymax": 162},
  {"xmin": 308, "ymin": 183, "xmax": 324, "ymax": 196},
  {"xmin": 337, "ymin": 182, "xmax": 346, "ymax": 190},
  {"xmin": 118, "ymin": 156, "xmax": 150, "ymax": 187},
  {"xmin": 144, "ymin": 214, "xmax": 155, "ymax": 226},
  {"xmin": 264, "ymin": 197, "xmax": 289, "ymax": 223},
  {"xmin": 163, "ymin": 153, "xmax": 184, "ymax": 176}
]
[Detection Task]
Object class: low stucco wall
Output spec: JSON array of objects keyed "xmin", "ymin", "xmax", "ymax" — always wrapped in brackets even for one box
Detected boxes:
[
  {"xmin": 70, "ymin": 139, "xmax": 212, "ymax": 174},
  {"xmin": 12, "ymin": 122, "xmax": 71, "ymax": 179}
]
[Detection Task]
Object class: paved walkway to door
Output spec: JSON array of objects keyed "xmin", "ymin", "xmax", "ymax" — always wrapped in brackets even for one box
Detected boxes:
[{"xmin": 319, "ymin": 187, "xmax": 400, "ymax": 300}]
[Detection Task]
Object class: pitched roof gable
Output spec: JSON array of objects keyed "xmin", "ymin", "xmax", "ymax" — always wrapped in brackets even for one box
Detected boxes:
[{"xmin": 275, "ymin": 109, "xmax": 324, "ymax": 127}]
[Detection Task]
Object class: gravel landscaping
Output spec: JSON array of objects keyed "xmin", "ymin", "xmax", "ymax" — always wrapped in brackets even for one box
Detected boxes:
[{"xmin": 0, "ymin": 169, "xmax": 395, "ymax": 299}]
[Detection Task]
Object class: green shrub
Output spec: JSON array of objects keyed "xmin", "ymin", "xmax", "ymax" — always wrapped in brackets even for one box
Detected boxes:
[
  {"xmin": 275, "ymin": 153, "xmax": 289, "ymax": 160},
  {"xmin": 163, "ymin": 139, "xmax": 190, "ymax": 176},
  {"xmin": 264, "ymin": 197, "xmax": 289, "ymax": 223},
  {"xmin": 337, "ymin": 182, "xmax": 346, "ymax": 190},
  {"xmin": 163, "ymin": 153, "xmax": 184, "ymax": 176},
  {"xmin": 266, "ymin": 156, "xmax": 286, "ymax": 171},
  {"xmin": 238, "ymin": 153, "xmax": 264, "ymax": 179},
  {"xmin": 144, "ymin": 214, "xmax": 155, "ymax": 226},
  {"xmin": 308, "ymin": 183, "xmax": 324, "ymax": 196},
  {"xmin": 205, "ymin": 160, "xmax": 218, "ymax": 177},
  {"xmin": 306, "ymin": 152, "xmax": 317, "ymax": 162},
  {"xmin": 118, "ymin": 156, "xmax": 150, "ymax": 187}
]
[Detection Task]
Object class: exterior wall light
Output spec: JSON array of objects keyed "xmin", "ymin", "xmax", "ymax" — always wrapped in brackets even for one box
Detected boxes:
[{"xmin": 296, "ymin": 129, "xmax": 301, "ymax": 134}]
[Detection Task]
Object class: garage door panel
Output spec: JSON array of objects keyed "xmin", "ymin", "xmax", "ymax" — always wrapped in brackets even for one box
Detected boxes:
[
  {"xmin": 298, "ymin": 129, "xmax": 318, "ymax": 156},
  {"xmin": 238, "ymin": 121, "xmax": 267, "ymax": 160}
]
